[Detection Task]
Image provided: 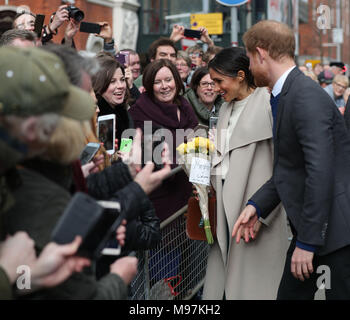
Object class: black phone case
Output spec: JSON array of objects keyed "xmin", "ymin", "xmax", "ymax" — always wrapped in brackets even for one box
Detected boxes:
[
  {"xmin": 184, "ymin": 29, "xmax": 201, "ymax": 39},
  {"xmin": 80, "ymin": 22, "xmax": 101, "ymax": 34},
  {"xmin": 51, "ymin": 193, "xmax": 121, "ymax": 259},
  {"xmin": 34, "ymin": 14, "xmax": 45, "ymax": 38}
]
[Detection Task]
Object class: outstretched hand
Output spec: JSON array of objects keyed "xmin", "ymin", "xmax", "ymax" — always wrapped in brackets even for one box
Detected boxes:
[{"xmin": 232, "ymin": 205, "xmax": 258, "ymax": 244}]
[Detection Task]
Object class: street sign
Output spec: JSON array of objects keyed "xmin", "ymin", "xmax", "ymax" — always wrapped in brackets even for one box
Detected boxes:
[
  {"xmin": 190, "ymin": 13, "xmax": 223, "ymax": 35},
  {"xmin": 215, "ymin": 0, "xmax": 249, "ymax": 6}
]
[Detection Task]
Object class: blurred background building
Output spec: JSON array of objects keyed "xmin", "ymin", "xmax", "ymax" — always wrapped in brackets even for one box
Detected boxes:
[{"xmin": 0, "ymin": 0, "xmax": 349, "ymax": 67}]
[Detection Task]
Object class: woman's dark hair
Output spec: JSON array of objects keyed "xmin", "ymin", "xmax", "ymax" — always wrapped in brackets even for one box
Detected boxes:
[
  {"xmin": 208, "ymin": 47, "xmax": 256, "ymax": 89},
  {"xmin": 92, "ymin": 52, "xmax": 130, "ymax": 106},
  {"xmin": 142, "ymin": 59, "xmax": 184, "ymax": 105}
]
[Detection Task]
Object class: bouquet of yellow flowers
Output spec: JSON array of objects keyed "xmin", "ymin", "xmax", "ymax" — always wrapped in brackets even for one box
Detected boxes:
[{"xmin": 177, "ymin": 137, "xmax": 215, "ymax": 244}]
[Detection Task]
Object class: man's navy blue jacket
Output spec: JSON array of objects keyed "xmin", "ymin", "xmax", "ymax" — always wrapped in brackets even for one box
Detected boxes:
[{"xmin": 250, "ymin": 67, "xmax": 350, "ymax": 256}]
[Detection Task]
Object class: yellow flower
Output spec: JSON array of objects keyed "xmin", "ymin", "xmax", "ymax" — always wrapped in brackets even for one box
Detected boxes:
[
  {"xmin": 194, "ymin": 137, "xmax": 200, "ymax": 148},
  {"xmin": 176, "ymin": 143, "xmax": 187, "ymax": 155},
  {"xmin": 198, "ymin": 137, "xmax": 208, "ymax": 149},
  {"xmin": 208, "ymin": 141, "xmax": 215, "ymax": 153},
  {"xmin": 187, "ymin": 141, "xmax": 196, "ymax": 153}
]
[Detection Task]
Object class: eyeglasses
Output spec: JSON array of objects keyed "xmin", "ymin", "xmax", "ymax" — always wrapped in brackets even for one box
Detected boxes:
[
  {"xmin": 189, "ymin": 52, "xmax": 203, "ymax": 58},
  {"xmin": 334, "ymin": 82, "xmax": 347, "ymax": 90},
  {"xmin": 176, "ymin": 63, "xmax": 189, "ymax": 68},
  {"xmin": 200, "ymin": 81, "xmax": 215, "ymax": 88}
]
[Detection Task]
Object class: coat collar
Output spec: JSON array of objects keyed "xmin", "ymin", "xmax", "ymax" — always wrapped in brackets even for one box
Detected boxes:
[
  {"xmin": 213, "ymin": 87, "xmax": 273, "ymax": 167},
  {"xmin": 275, "ymin": 67, "xmax": 302, "ymax": 138}
]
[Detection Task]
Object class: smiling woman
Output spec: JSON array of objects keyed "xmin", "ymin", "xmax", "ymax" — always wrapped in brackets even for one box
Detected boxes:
[
  {"xmin": 183, "ymin": 67, "xmax": 223, "ymax": 126},
  {"xmin": 92, "ymin": 53, "xmax": 134, "ymax": 148},
  {"xmin": 128, "ymin": 59, "xmax": 198, "ymax": 222},
  {"xmin": 203, "ymin": 47, "xmax": 289, "ymax": 300}
]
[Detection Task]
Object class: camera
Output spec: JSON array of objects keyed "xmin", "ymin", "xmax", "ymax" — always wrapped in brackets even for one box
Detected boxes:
[{"xmin": 65, "ymin": 6, "xmax": 84, "ymax": 22}]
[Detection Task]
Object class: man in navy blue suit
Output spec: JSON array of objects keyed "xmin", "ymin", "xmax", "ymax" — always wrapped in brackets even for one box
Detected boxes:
[{"xmin": 232, "ymin": 20, "xmax": 350, "ymax": 299}]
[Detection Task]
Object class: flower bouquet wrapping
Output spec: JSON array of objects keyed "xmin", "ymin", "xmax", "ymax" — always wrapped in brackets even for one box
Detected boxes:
[{"xmin": 177, "ymin": 137, "xmax": 215, "ymax": 244}]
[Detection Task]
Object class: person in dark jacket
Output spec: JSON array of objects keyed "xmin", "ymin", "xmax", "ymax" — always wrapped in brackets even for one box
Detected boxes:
[
  {"xmin": 93, "ymin": 52, "xmax": 134, "ymax": 148},
  {"xmin": 129, "ymin": 59, "xmax": 198, "ymax": 222},
  {"xmin": 344, "ymin": 96, "xmax": 350, "ymax": 131},
  {"xmin": 183, "ymin": 67, "xmax": 223, "ymax": 126}
]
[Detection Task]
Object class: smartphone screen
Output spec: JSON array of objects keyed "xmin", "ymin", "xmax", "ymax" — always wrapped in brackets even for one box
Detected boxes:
[
  {"xmin": 98, "ymin": 116, "xmax": 115, "ymax": 154},
  {"xmin": 80, "ymin": 22, "xmax": 101, "ymax": 34},
  {"xmin": 119, "ymin": 138, "xmax": 133, "ymax": 153},
  {"xmin": 80, "ymin": 143, "xmax": 100, "ymax": 165}
]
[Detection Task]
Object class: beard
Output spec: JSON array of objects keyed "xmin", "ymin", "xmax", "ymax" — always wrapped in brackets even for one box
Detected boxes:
[{"xmin": 252, "ymin": 68, "xmax": 270, "ymax": 88}]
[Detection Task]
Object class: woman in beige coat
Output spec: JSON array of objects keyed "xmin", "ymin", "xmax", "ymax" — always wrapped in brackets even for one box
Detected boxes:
[{"xmin": 203, "ymin": 47, "xmax": 289, "ymax": 300}]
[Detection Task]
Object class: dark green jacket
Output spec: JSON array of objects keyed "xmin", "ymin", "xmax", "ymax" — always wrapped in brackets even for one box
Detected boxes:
[
  {"xmin": 183, "ymin": 88, "xmax": 223, "ymax": 126},
  {"xmin": 0, "ymin": 267, "xmax": 12, "ymax": 300},
  {"xmin": 1, "ymin": 168, "xmax": 128, "ymax": 300}
]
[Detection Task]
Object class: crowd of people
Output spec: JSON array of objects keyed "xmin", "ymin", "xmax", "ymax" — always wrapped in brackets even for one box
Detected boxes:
[{"xmin": 1, "ymin": 3, "xmax": 350, "ymax": 301}]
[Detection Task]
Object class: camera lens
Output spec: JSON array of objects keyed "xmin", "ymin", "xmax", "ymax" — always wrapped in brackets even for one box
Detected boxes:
[{"xmin": 68, "ymin": 6, "xmax": 85, "ymax": 23}]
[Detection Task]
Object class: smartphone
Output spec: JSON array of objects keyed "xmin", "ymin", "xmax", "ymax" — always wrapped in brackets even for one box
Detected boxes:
[
  {"xmin": 209, "ymin": 117, "xmax": 219, "ymax": 130},
  {"xmin": 79, "ymin": 142, "xmax": 100, "ymax": 165},
  {"xmin": 34, "ymin": 14, "xmax": 45, "ymax": 38},
  {"xmin": 184, "ymin": 28, "xmax": 201, "ymax": 39},
  {"xmin": 119, "ymin": 138, "xmax": 133, "ymax": 153},
  {"xmin": 97, "ymin": 114, "xmax": 116, "ymax": 155},
  {"xmin": 80, "ymin": 22, "xmax": 101, "ymax": 34},
  {"xmin": 51, "ymin": 193, "xmax": 122, "ymax": 259},
  {"xmin": 143, "ymin": 134, "xmax": 165, "ymax": 171},
  {"xmin": 115, "ymin": 51, "xmax": 130, "ymax": 66}
]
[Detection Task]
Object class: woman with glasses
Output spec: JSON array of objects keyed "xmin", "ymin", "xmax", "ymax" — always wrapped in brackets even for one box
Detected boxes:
[
  {"xmin": 186, "ymin": 45, "xmax": 205, "ymax": 69},
  {"xmin": 183, "ymin": 67, "xmax": 223, "ymax": 126},
  {"xmin": 202, "ymin": 47, "xmax": 289, "ymax": 300},
  {"xmin": 176, "ymin": 51, "xmax": 192, "ymax": 87},
  {"xmin": 324, "ymin": 74, "xmax": 349, "ymax": 112}
]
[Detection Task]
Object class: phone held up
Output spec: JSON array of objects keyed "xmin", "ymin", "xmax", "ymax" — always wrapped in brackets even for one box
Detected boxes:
[
  {"xmin": 79, "ymin": 22, "xmax": 101, "ymax": 34},
  {"xmin": 97, "ymin": 114, "xmax": 116, "ymax": 155},
  {"xmin": 115, "ymin": 51, "xmax": 130, "ymax": 66},
  {"xmin": 34, "ymin": 14, "xmax": 45, "ymax": 38},
  {"xmin": 184, "ymin": 28, "xmax": 202, "ymax": 39},
  {"xmin": 79, "ymin": 142, "xmax": 101, "ymax": 165}
]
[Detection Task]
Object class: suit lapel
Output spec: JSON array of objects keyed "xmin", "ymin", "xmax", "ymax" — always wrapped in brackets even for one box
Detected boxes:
[
  {"xmin": 275, "ymin": 67, "xmax": 300, "ymax": 137},
  {"xmin": 274, "ymin": 67, "xmax": 301, "ymax": 165}
]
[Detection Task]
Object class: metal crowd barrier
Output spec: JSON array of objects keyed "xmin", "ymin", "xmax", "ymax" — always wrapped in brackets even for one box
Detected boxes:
[{"xmin": 129, "ymin": 167, "xmax": 210, "ymax": 300}]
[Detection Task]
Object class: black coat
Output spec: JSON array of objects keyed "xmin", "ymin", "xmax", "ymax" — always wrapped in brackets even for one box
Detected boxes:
[
  {"xmin": 250, "ymin": 68, "xmax": 350, "ymax": 256},
  {"xmin": 87, "ymin": 161, "xmax": 161, "ymax": 250},
  {"xmin": 344, "ymin": 98, "xmax": 350, "ymax": 131}
]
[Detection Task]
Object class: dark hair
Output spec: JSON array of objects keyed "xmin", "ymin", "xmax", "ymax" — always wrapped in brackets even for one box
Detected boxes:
[
  {"xmin": 148, "ymin": 38, "xmax": 177, "ymax": 61},
  {"xmin": 208, "ymin": 47, "xmax": 256, "ymax": 89},
  {"xmin": 92, "ymin": 52, "xmax": 130, "ymax": 105},
  {"xmin": 202, "ymin": 46, "xmax": 223, "ymax": 64},
  {"xmin": 142, "ymin": 59, "xmax": 184, "ymax": 105},
  {"xmin": 0, "ymin": 29, "xmax": 36, "ymax": 46}
]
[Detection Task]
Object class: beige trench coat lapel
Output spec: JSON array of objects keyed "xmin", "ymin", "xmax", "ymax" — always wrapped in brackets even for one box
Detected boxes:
[{"xmin": 211, "ymin": 87, "xmax": 273, "ymax": 264}]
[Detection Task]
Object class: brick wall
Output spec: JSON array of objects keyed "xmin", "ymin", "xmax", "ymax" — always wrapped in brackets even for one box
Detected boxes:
[
  {"xmin": 5, "ymin": 0, "xmax": 112, "ymax": 50},
  {"xmin": 299, "ymin": 0, "xmax": 350, "ymax": 65}
]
